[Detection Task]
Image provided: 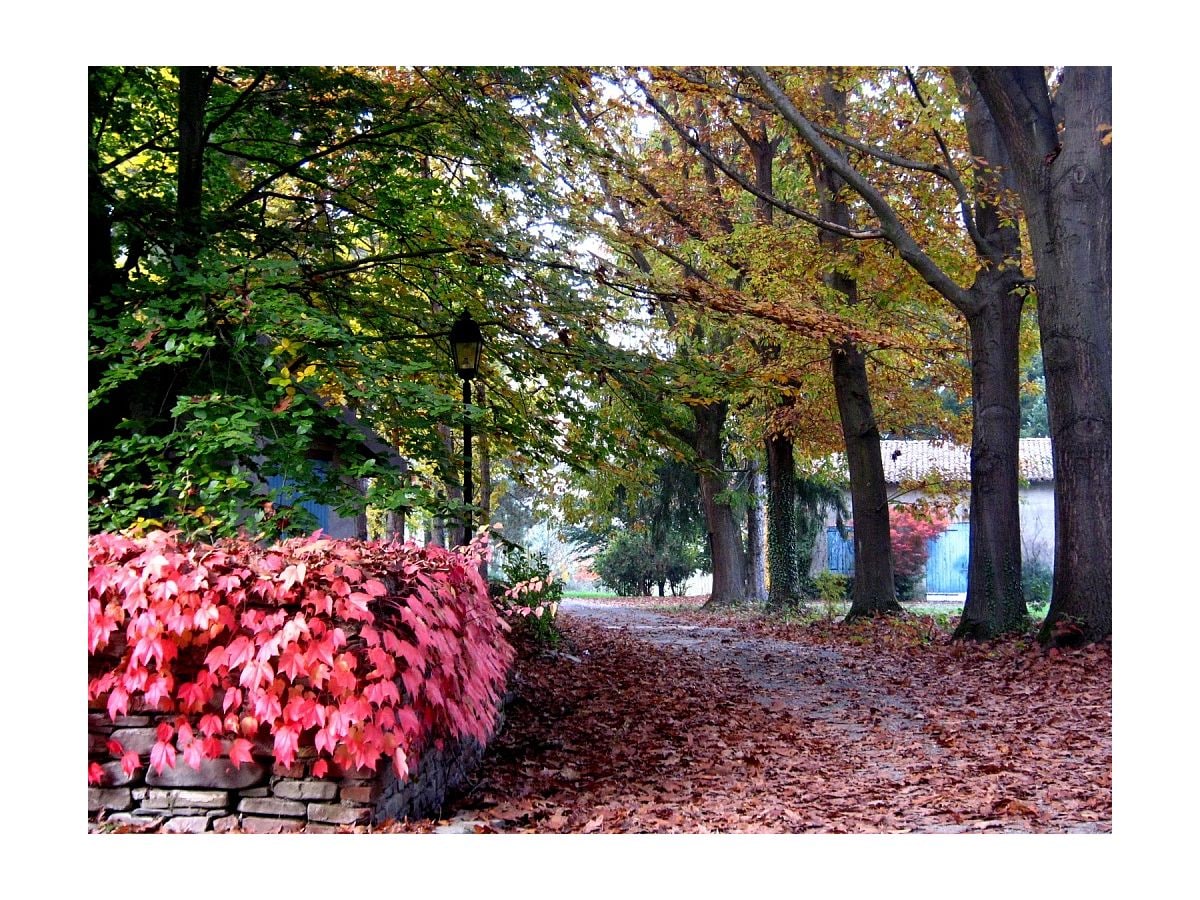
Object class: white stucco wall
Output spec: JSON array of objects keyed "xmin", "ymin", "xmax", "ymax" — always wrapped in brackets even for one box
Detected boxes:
[{"xmin": 1018, "ymin": 482, "xmax": 1055, "ymax": 567}]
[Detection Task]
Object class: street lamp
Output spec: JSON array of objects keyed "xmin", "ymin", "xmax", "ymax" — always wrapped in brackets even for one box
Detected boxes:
[{"xmin": 449, "ymin": 311, "xmax": 483, "ymax": 539}]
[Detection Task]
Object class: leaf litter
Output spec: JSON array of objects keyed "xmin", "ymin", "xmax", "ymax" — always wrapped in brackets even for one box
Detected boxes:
[{"xmin": 385, "ymin": 599, "xmax": 1111, "ymax": 834}]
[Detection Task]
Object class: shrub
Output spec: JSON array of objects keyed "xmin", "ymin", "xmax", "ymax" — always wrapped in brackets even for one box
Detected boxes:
[
  {"xmin": 1022, "ymin": 557, "xmax": 1053, "ymax": 607},
  {"xmin": 813, "ymin": 571, "xmax": 849, "ymax": 618},
  {"xmin": 87, "ymin": 529, "xmax": 511, "ymax": 787},
  {"xmin": 494, "ymin": 545, "xmax": 563, "ymax": 645},
  {"xmin": 890, "ymin": 507, "xmax": 949, "ymax": 601},
  {"xmin": 814, "ymin": 571, "xmax": 850, "ymax": 604},
  {"xmin": 593, "ymin": 530, "xmax": 698, "ymax": 596}
]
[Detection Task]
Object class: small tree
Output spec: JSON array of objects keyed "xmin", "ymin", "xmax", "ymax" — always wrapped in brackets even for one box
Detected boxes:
[{"xmin": 889, "ymin": 507, "xmax": 950, "ymax": 601}]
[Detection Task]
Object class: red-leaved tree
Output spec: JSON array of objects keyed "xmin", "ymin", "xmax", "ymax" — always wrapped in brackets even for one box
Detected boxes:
[{"xmin": 889, "ymin": 507, "xmax": 950, "ymax": 586}]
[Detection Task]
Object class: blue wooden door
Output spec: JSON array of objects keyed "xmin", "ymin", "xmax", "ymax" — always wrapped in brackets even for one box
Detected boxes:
[
  {"xmin": 266, "ymin": 469, "xmax": 331, "ymax": 534},
  {"xmin": 826, "ymin": 527, "xmax": 855, "ymax": 575},
  {"xmin": 925, "ymin": 523, "xmax": 969, "ymax": 593},
  {"xmin": 827, "ymin": 523, "xmax": 970, "ymax": 593}
]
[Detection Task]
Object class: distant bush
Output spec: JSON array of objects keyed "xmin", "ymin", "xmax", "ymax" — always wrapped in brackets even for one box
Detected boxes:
[
  {"xmin": 814, "ymin": 571, "xmax": 850, "ymax": 604},
  {"xmin": 890, "ymin": 507, "xmax": 949, "ymax": 602},
  {"xmin": 593, "ymin": 530, "xmax": 697, "ymax": 597},
  {"xmin": 813, "ymin": 572, "xmax": 849, "ymax": 618}
]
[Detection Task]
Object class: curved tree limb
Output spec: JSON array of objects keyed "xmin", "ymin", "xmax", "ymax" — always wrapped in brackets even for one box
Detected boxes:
[
  {"xmin": 745, "ymin": 66, "xmax": 974, "ymax": 314},
  {"xmin": 637, "ymin": 79, "xmax": 886, "ymax": 241}
]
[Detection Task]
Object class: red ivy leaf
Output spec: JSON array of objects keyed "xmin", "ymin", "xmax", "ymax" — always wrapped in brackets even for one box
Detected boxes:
[
  {"xmin": 121, "ymin": 751, "xmax": 141, "ymax": 778},
  {"xmin": 228, "ymin": 738, "xmax": 254, "ymax": 769},
  {"xmin": 150, "ymin": 739, "xmax": 177, "ymax": 774},
  {"xmin": 106, "ymin": 686, "xmax": 129, "ymax": 721},
  {"xmin": 273, "ymin": 724, "xmax": 300, "ymax": 769}
]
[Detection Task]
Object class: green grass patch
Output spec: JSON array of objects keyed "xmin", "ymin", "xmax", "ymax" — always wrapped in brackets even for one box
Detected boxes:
[{"xmin": 903, "ymin": 603, "xmax": 964, "ymax": 617}]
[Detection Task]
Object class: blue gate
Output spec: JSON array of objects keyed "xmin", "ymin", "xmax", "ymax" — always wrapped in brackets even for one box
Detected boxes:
[
  {"xmin": 924, "ymin": 523, "xmax": 969, "ymax": 593},
  {"xmin": 825, "ymin": 523, "xmax": 970, "ymax": 593},
  {"xmin": 826, "ymin": 527, "xmax": 855, "ymax": 575}
]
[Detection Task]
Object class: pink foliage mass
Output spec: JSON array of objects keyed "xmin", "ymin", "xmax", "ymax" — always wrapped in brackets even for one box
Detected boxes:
[
  {"xmin": 889, "ymin": 507, "xmax": 950, "ymax": 581},
  {"xmin": 88, "ymin": 530, "xmax": 512, "ymax": 786}
]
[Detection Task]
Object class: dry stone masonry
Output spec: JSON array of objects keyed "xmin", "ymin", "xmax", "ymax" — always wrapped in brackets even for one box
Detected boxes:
[{"xmin": 88, "ymin": 709, "xmax": 500, "ymax": 833}]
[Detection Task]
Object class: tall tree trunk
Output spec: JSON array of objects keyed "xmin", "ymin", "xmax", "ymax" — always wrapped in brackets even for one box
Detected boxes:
[
  {"xmin": 385, "ymin": 509, "xmax": 406, "ymax": 543},
  {"xmin": 125, "ymin": 67, "xmax": 216, "ymax": 427},
  {"xmin": 438, "ymin": 423, "xmax": 463, "ymax": 547},
  {"xmin": 955, "ymin": 283, "xmax": 1026, "ymax": 637},
  {"xmin": 382, "ymin": 435, "xmax": 409, "ymax": 542},
  {"xmin": 694, "ymin": 401, "xmax": 747, "ymax": 606},
  {"xmin": 949, "ymin": 69, "xmax": 1029, "ymax": 638},
  {"xmin": 748, "ymin": 126, "xmax": 788, "ymax": 610},
  {"xmin": 477, "ymin": 383, "xmax": 492, "ymax": 526},
  {"xmin": 89, "ymin": 71, "xmax": 122, "ymax": 441},
  {"xmin": 766, "ymin": 431, "xmax": 801, "ymax": 609},
  {"xmin": 970, "ymin": 66, "xmax": 1112, "ymax": 643},
  {"xmin": 175, "ymin": 67, "xmax": 213, "ymax": 261},
  {"xmin": 831, "ymin": 339, "xmax": 901, "ymax": 616},
  {"xmin": 476, "ymin": 383, "xmax": 492, "ymax": 578},
  {"xmin": 812, "ymin": 75, "xmax": 898, "ymax": 618},
  {"xmin": 745, "ymin": 459, "xmax": 768, "ymax": 603}
]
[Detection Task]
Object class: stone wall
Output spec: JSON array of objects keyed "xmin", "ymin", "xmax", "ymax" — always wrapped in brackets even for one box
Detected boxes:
[{"xmin": 88, "ymin": 709, "xmax": 501, "ymax": 833}]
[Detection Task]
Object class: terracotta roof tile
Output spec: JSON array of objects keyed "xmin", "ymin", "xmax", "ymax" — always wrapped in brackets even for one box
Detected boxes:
[{"xmin": 828, "ymin": 438, "xmax": 1053, "ymax": 484}]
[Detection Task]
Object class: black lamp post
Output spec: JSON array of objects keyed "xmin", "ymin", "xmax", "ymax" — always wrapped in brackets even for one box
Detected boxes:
[{"xmin": 449, "ymin": 311, "xmax": 483, "ymax": 539}]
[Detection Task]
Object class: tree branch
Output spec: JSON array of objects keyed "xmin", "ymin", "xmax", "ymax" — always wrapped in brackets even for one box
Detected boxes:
[
  {"xmin": 745, "ymin": 66, "xmax": 973, "ymax": 313},
  {"xmin": 901, "ymin": 66, "xmax": 992, "ymax": 258},
  {"xmin": 637, "ymin": 79, "xmax": 885, "ymax": 241},
  {"xmin": 223, "ymin": 121, "xmax": 430, "ymax": 213},
  {"xmin": 203, "ymin": 69, "xmax": 267, "ymax": 143}
]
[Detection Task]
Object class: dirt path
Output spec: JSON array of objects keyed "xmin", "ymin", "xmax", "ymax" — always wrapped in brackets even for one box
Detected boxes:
[
  {"xmin": 564, "ymin": 600, "xmax": 926, "ymax": 731},
  {"xmin": 561, "ymin": 601, "xmax": 938, "ymax": 782},
  {"xmin": 416, "ymin": 599, "xmax": 1111, "ymax": 834}
]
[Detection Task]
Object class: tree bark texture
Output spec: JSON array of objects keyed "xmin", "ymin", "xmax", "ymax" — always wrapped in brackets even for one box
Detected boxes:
[
  {"xmin": 385, "ymin": 509, "xmax": 406, "ymax": 542},
  {"xmin": 956, "ymin": 287, "xmax": 1026, "ymax": 637},
  {"xmin": 748, "ymin": 121, "xmax": 791, "ymax": 609},
  {"xmin": 438, "ymin": 423, "xmax": 464, "ymax": 548},
  {"xmin": 970, "ymin": 66, "xmax": 1112, "ymax": 643},
  {"xmin": 694, "ymin": 401, "xmax": 748, "ymax": 606},
  {"xmin": 832, "ymin": 339, "xmax": 901, "ymax": 616},
  {"xmin": 175, "ymin": 67, "xmax": 214, "ymax": 261},
  {"xmin": 812, "ymin": 75, "xmax": 898, "ymax": 618},
  {"xmin": 89, "ymin": 72, "xmax": 121, "ymax": 440},
  {"xmin": 745, "ymin": 460, "xmax": 768, "ymax": 603},
  {"xmin": 951, "ymin": 68, "xmax": 1029, "ymax": 639},
  {"xmin": 766, "ymin": 432, "xmax": 801, "ymax": 609},
  {"xmin": 476, "ymin": 383, "xmax": 492, "ymax": 579}
]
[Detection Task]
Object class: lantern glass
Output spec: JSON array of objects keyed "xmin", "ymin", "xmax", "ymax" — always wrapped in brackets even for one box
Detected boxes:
[
  {"xmin": 449, "ymin": 312, "xmax": 484, "ymax": 379},
  {"xmin": 454, "ymin": 340, "xmax": 481, "ymax": 374}
]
